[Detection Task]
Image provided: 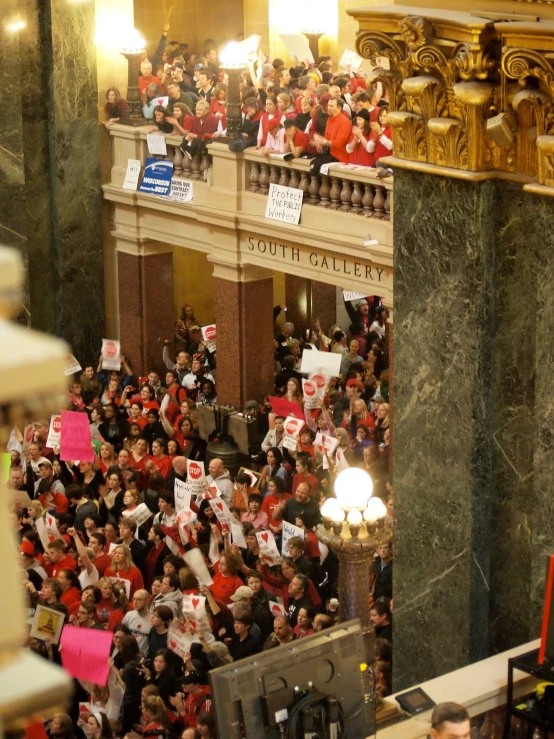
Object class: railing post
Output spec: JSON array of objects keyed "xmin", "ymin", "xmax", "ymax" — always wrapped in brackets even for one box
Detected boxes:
[
  {"xmin": 329, "ymin": 176, "xmax": 341, "ymax": 209},
  {"xmin": 249, "ymin": 161, "xmax": 260, "ymax": 192},
  {"xmin": 309, "ymin": 173, "xmax": 320, "ymax": 204},
  {"xmin": 318, "ymin": 174, "xmax": 331, "ymax": 207},
  {"xmin": 362, "ymin": 184, "xmax": 375, "ymax": 217},
  {"xmin": 373, "ymin": 185, "xmax": 385, "ymax": 219},
  {"xmin": 351, "ymin": 182, "xmax": 363, "ymax": 214},
  {"xmin": 339, "ymin": 178, "xmax": 353, "ymax": 212},
  {"xmin": 259, "ymin": 163, "xmax": 270, "ymax": 194}
]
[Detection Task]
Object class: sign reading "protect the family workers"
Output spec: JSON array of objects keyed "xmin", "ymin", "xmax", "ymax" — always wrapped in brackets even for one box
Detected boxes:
[
  {"xmin": 138, "ymin": 158, "xmax": 174, "ymax": 196},
  {"xmin": 265, "ymin": 183, "xmax": 303, "ymax": 225}
]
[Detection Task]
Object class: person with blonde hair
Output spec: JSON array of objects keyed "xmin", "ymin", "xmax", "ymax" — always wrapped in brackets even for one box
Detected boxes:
[
  {"xmin": 333, "ymin": 427, "xmax": 355, "ymax": 472},
  {"xmin": 373, "ymin": 402, "xmax": 390, "ymax": 445},
  {"xmin": 104, "ymin": 544, "xmax": 144, "ymax": 596}
]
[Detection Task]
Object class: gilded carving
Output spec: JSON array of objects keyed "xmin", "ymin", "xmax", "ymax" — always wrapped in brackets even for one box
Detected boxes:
[{"xmin": 398, "ymin": 16, "xmax": 434, "ymax": 51}]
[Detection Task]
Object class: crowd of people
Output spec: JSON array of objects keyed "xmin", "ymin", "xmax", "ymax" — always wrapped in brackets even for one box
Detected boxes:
[{"xmin": 104, "ymin": 28, "xmax": 393, "ymax": 171}]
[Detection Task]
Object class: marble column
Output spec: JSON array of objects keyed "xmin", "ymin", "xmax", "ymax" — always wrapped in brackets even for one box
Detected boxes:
[
  {"xmin": 3, "ymin": 0, "xmax": 104, "ymax": 360},
  {"xmin": 284, "ymin": 274, "xmax": 311, "ymax": 339},
  {"xmin": 392, "ymin": 170, "xmax": 495, "ymax": 690},
  {"xmin": 311, "ymin": 280, "xmax": 337, "ymax": 339},
  {"xmin": 212, "ymin": 263, "xmax": 275, "ymax": 407},
  {"xmin": 116, "ymin": 245, "xmax": 174, "ymax": 376}
]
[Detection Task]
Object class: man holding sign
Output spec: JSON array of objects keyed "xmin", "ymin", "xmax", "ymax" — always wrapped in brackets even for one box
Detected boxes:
[{"xmin": 206, "ymin": 458, "xmax": 233, "ymax": 507}]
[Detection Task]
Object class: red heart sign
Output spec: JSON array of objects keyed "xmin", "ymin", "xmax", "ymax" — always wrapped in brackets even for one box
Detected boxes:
[
  {"xmin": 104, "ymin": 341, "xmax": 117, "ymax": 357},
  {"xmin": 204, "ymin": 325, "xmax": 216, "ymax": 340},
  {"xmin": 215, "ymin": 502, "xmax": 223, "ymax": 512},
  {"xmin": 52, "ymin": 416, "xmax": 61, "ymax": 432},
  {"xmin": 261, "ymin": 532, "xmax": 269, "ymax": 543},
  {"xmin": 304, "ymin": 382, "xmax": 316, "ymax": 397},
  {"xmin": 188, "ymin": 620, "xmax": 197, "ymax": 630},
  {"xmin": 157, "ymin": 97, "xmax": 164, "ymax": 104},
  {"xmin": 168, "ymin": 638, "xmax": 176, "ymax": 649},
  {"xmin": 192, "ymin": 597, "xmax": 200, "ymax": 610},
  {"xmin": 188, "ymin": 463, "xmax": 202, "ymax": 480}
]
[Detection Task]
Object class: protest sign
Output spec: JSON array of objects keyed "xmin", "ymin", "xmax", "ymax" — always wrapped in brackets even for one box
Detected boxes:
[
  {"xmin": 265, "ymin": 183, "xmax": 303, "ymax": 225},
  {"xmin": 12, "ymin": 488, "xmax": 33, "ymax": 509},
  {"xmin": 339, "ymin": 48, "xmax": 363, "ymax": 72},
  {"xmin": 60, "ymin": 625, "xmax": 113, "ymax": 685},
  {"xmin": 159, "ymin": 393, "xmax": 171, "ymax": 417},
  {"xmin": 315, "ymin": 432, "xmax": 339, "ymax": 470},
  {"xmin": 169, "ymin": 178, "xmax": 194, "ymax": 202},
  {"xmin": 30, "ymin": 604, "xmax": 65, "ymax": 644},
  {"xmin": 230, "ymin": 520, "xmax": 247, "ymax": 548},
  {"xmin": 268, "ymin": 600, "xmax": 286, "ymax": 617},
  {"xmin": 343, "ymin": 289, "xmax": 367, "ymax": 302},
  {"xmin": 122, "ymin": 159, "xmax": 142, "ymax": 190},
  {"xmin": 256, "ymin": 530, "xmax": 283, "ymax": 565},
  {"xmin": 59, "ymin": 410, "xmax": 94, "ymax": 463},
  {"xmin": 46, "ymin": 414, "xmax": 61, "ymax": 449},
  {"xmin": 78, "ymin": 704, "xmax": 92, "ymax": 723},
  {"xmin": 201, "ymin": 324, "xmax": 217, "ymax": 353},
  {"xmin": 268, "ymin": 396, "xmax": 304, "ymax": 420},
  {"xmin": 283, "ymin": 414, "xmax": 304, "ymax": 451},
  {"xmin": 279, "ymin": 33, "xmax": 314, "ymax": 64},
  {"xmin": 101, "ymin": 338, "xmax": 121, "ymax": 370},
  {"xmin": 167, "ymin": 619, "xmax": 193, "ymax": 659},
  {"xmin": 184, "ymin": 548, "xmax": 213, "ymax": 586},
  {"xmin": 335, "ymin": 446, "xmax": 350, "ymax": 472},
  {"xmin": 108, "ymin": 576, "xmax": 131, "ymax": 598},
  {"xmin": 186, "ymin": 459, "xmax": 206, "ymax": 496},
  {"xmin": 182, "ymin": 594, "xmax": 211, "ymax": 632},
  {"xmin": 375, "ymin": 56, "xmax": 391, "ymax": 70},
  {"xmin": 138, "ymin": 158, "xmax": 173, "ymax": 197},
  {"xmin": 122, "ymin": 502, "xmax": 153, "ymax": 527},
  {"xmin": 64, "ymin": 354, "xmax": 82, "ymax": 376},
  {"xmin": 146, "ymin": 133, "xmax": 168, "ymax": 155},
  {"xmin": 302, "ymin": 378, "xmax": 321, "ymax": 410},
  {"xmin": 36, "ymin": 513, "xmax": 61, "ymax": 550},
  {"xmin": 174, "ymin": 479, "xmax": 192, "ymax": 513},
  {"xmin": 208, "ymin": 531, "xmax": 220, "ymax": 564},
  {"xmin": 238, "ymin": 467, "xmax": 261, "ymax": 488},
  {"xmin": 300, "ymin": 349, "xmax": 341, "ymax": 378},
  {"xmin": 282, "ymin": 521, "xmax": 305, "ymax": 556},
  {"xmin": 209, "ymin": 497, "xmax": 233, "ymax": 526}
]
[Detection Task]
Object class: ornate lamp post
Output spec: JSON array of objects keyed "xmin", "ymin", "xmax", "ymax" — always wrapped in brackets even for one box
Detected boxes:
[
  {"xmin": 219, "ymin": 41, "xmax": 248, "ymax": 141},
  {"xmin": 317, "ymin": 468, "xmax": 390, "ymax": 728},
  {"xmin": 0, "ymin": 246, "xmax": 71, "ymax": 733},
  {"xmin": 302, "ymin": 28, "xmax": 325, "ymax": 62},
  {"xmin": 120, "ymin": 28, "xmax": 147, "ymax": 126}
]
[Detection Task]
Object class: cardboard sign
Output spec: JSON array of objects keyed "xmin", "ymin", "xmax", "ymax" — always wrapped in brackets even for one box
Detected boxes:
[
  {"xmin": 279, "ymin": 33, "xmax": 314, "ymax": 64},
  {"xmin": 343, "ymin": 289, "xmax": 367, "ymax": 302},
  {"xmin": 46, "ymin": 414, "xmax": 62, "ymax": 449},
  {"xmin": 208, "ymin": 497, "xmax": 233, "ymax": 525},
  {"xmin": 169, "ymin": 178, "xmax": 193, "ymax": 202},
  {"xmin": 265, "ymin": 183, "xmax": 303, "ymax": 225},
  {"xmin": 300, "ymin": 350, "xmax": 341, "ymax": 378},
  {"xmin": 174, "ymin": 479, "xmax": 192, "ymax": 513},
  {"xmin": 146, "ymin": 133, "xmax": 168, "ymax": 155},
  {"xmin": 167, "ymin": 619, "xmax": 193, "ymax": 659},
  {"xmin": 122, "ymin": 159, "xmax": 142, "ymax": 190},
  {"xmin": 339, "ymin": 48, "xmax": 363, "ymax": 73},
  {"xmin": 108, "ymin": 576, "xmax": 131, "ymax": 598},
  {"xmin": 302, "ymin": 379, "xmax": 321, "ymax": 410},
  {"xmin": 230, "ymin": 520, "xmax": 247, "ymax": 548},
  {"xmin": 122, "ymin": 502, "xmax": 153, "ymax": 527},
  {"xmin": 269, "ymin": 600, "xmax": 286, "ymax": 617},
  {"xmin": 59, "ymin": 410, "xmax": 94, "ymax": 463},
  {"xmin": 238, "ymin": 467, "xmax": 261, "ymax": 488},
  {"xmin": 101, "ymin": 338, "xmax": 121, "ymax": 370},
  {"xmin": 201, "ymin": 324, "xmax": 217, "ymax": 353},
  {"xmin": 60, "ymin": 625, "xmax": 113, "ymax": 685},
  {"xmin": 139, "ymin": 158, "xmax": 173, "ymax": 197},
  {"xmin": 186, "ymin": 459, "xmax": 206, "ymax": 496},
  {"xmin": 256, "ymin": 530, "xmax": 283, "ymax": 565},
  {"xmin": 36, "ymin": 513, "xmax": 61, "ymax": 550},
  {"xmin": 182, "ymin": 593, "xmax": 211, "ymax": 632},
  {"xmin": 268, "ymin": 396, "xmax": 304, "ymax": 420},
  {"xmin": 78, "ymin": 703, "xmax": 92, "ymax": 723},
  {"xmin": 183, "ymin": 548, "xmax": 213, "ymax": 587},
  {"xmin": 64, "ymin": 354, "xmax": 82, "ymax": 376},
  {"xmin": 282, "ymin": 521, "xmax": 305, "ymax": 556},
  {"xmin": 29, "ymin": 604, "xmax": 65, "ymax": 644},
  {"xmin": 315, "ymin": 432, "xmax": 339, "ymax": 456}
]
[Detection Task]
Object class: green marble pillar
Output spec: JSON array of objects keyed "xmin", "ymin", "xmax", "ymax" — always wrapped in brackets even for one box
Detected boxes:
[
  {"xmin": 392, "ymin": 170, "xmax": 495, "ymax": 690},
  {"xmin": 2, "ymin": 0, "xmax": 104, "ymax": 359}
]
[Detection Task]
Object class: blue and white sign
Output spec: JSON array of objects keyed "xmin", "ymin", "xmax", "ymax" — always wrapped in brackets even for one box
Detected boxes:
[{"xmin": 138, "ymin": 158, "xmax": 174, "ymax": 197}]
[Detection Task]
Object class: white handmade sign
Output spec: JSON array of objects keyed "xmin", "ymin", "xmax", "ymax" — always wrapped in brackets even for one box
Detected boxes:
[
  {"xmin": 302, "ymin": 378, "xmax": 321, "ymax": 410},
  {"xmin": 64, "ymin": 354, "xmax": 82, "ymax": 376},
  {"xmin": 265, "ymin": 183, "xmax": 303, "ymax": 225},
  {"xmin": 174, "ymin": 479, "xmax": 192, "ymax": 513},
  {"xmin": 300, "ymin": 349, "xmax": 341, "ymax": 378},
  {"xmin": 122, "ymin": 159, "xmax": 142, "ymax": 190},
  {"xmin": 209, "ymin": 497, "xmax": 233, "ymax": 526},
  {"xmin": 281, "ymin": 521, "xmax": 305, "ymax": 556},
  {"xmin": 268, "ymin": 600, "xmax": 286, "ymax": 617},
  {"xmin": 147, "ymin": 133, "xmax": 167, "ymax": 155},
  {"xmin": 339, "ymin": 48, "xmax": 363, "ymax": 73},
  {"xmin": 169, "ymin": 178, "xmax": 193, "ymax": 202},
  {"xmin": 256, "ymin": 530, "xmax": 283, "ymax": 565},
  {"xmin": 201, "ymin": 324, "xmax": 217, "ymax": 353},
  {"xmin": 343, "ymin": 289, "xmax": 367, "ymax": 302},
  {"xmin": 186, "ymin": 459, "xmax": 206, "ymax": 496},
  {"xmin": 46, "ymin": 415, "xmax": 62, "ymax": 449},
  {"xmin": 183, "ymin": 548, "xmax": 213, "ymax": 587},
  {"xmin": 101, "ymin": 339, "xmax": 121, "ymax": 371},
  {"xmin": 182, "ymin": 594, "xmax": 211, "ymax": 632},
  {"xmin": 283, "ymin": 415, "xmax": 304, "ymax": 451},
  {"xmin": 279, "ymin": 34, "xmax": 314, "ymax": 64},
  {"xmin": 122, "ymin": 503, "xmax": 153, "ymax": 527},
  {"xmin": 230, "ymin": 521, "xmax": 247, "ymax": 549},
  {"xmin": 167, "ymin": 620, "xmax": 193, "ymax": 659}
]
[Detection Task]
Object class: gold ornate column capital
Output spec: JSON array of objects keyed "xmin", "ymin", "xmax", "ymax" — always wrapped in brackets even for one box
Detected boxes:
[{"xmin": 348, "ymin": 6, "xmax": 554, "ymax": 195}]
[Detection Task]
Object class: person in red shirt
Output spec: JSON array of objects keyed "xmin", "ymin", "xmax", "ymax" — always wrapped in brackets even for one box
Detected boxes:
[
  {"xmin": 37, "ymin": 481, "xmax": 69, "ymax": 515},
  {"xmin": 170, "ymin": 670, "xmax": 212, "ymax": 728},
  {"xmin": 209, "ymin": 552, "xmax": 243, "ymax": 605},
  {"xmin": 312, "ymin": 96, "xmax": 352, "ymax": 163},
  {"xmin": 139, "ymin": 60, "xmax": 163, "ymax": 96},
  {"xmin": 262, "ymin": 477, "xmax": 292, "ymax": 534},
  {"xmin": 146, "ymin": 438, "xmax": 172, "ymax": 479},
  {"xmin": 291, "ymin": 456, "xmax": 319, "ymax": 498},
  {"xmin": 47, "ymin": 539, "xmax": 77, "ymax": 578},
  {"xmin": 89, "ymin": 532, "xmax": 111, "ymax": 576},
  {"xmin": 209, "ymin": 83, "xmax": 227, "ymax": 131},
  {"xmin": 180, "ymin": 100, "xmax": 220, "ymax": 159},
  {"xmin": 368, "ymin": 106, "xmax": 392, "ymax": 164},
  {"xmin": 58, "ymin": 568, "xmax": 82, "ymax": 607},
  {"xmin": 104, "ymin": 544, "xmax": 144, "ymax": 597},
  {"xmin": 127, "ymin": 401, "xmax": 148, "ymax": 430},
  {"xmin": 346, "ymin": 109, "xmax": 376, "ymax": 167},
  {"xmin": 283, "ymin": 119, "xmax": 317, "ymax": 158}
]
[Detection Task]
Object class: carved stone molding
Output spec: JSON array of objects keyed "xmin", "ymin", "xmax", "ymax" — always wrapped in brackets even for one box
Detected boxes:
[{"xmin": 349, "ymin": 6, "xmax": 554, "ymax": 194}]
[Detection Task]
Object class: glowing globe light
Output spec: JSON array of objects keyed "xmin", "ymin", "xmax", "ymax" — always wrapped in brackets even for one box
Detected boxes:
[
  {"xmin": 363, "ymin": 497, "xmax": 387, "ymax": 523},
  {"xmin": 334, "ymin": 468, "xmax": 373, "ymax": 510},
  {"xmin": 330, "ymin": 508, "xmax": 345, "ymax": 523},
  {"xmin": 320, "ymin": 497, "xmax": 341, "ymax": 519},
  {"xmin": 347, "ymin": 509, "xmax": 363, "ymax": 525}
]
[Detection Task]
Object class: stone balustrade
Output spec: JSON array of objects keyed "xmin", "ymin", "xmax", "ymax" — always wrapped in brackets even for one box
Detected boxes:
[
  {"xmin": 244, "ymin": 150, "xmax": 392, "ymax": 220},
  {"xmin": 138, "ymin": 131, "xmax": 211, "ymax": 181}
]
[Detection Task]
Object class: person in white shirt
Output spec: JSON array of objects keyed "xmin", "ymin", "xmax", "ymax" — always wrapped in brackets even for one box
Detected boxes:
[
  {"xmin": 261, "ymin": 416, "xmax": 285, "ymax": 452},
  {"xmin": 122, "ymin": 589, "xmax": 152, "ymax": 655},
  {"xmin": 181, "ymin": 357, "xmax": 215, "ymax": 390}
]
